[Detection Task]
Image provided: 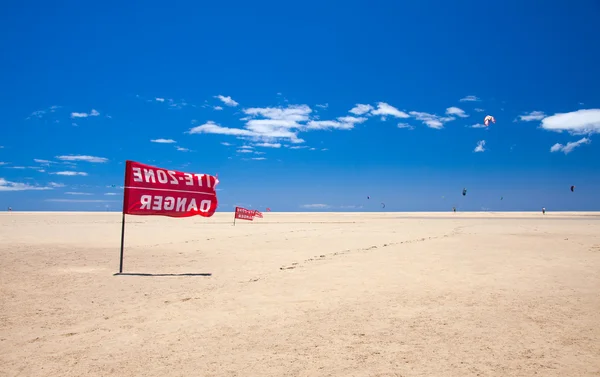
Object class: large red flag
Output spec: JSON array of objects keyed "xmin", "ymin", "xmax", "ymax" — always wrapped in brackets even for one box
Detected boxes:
[{"xmin": 122, "ymin": 160, "xmax": 219, "ymax": 218}]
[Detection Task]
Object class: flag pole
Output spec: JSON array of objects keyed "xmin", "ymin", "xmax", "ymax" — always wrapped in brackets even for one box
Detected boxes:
[{"xmin": 118, "ymin": 161, "xmax": 129, "ymax": 274}]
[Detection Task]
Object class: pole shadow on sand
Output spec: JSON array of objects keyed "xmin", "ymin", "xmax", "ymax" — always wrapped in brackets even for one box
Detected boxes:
[{"xmin": 113, "ymin": 272, "xmax": 212, "ymax": 277}]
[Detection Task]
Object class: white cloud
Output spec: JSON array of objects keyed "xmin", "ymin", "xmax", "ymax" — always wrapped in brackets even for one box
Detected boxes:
[
  {"xmin": 0, "ymin": 178, "xmax": 54, "ymax": 191},
  {"xmin": 470, "ymin": 123, "xmax": 487, "ymax": 128},
  {"xmin": 409, "ymin": 111, "xmax": 455, "ymax": 129},
  {"xmin": 349, "ymin": 104, "xmax": 374, "ymax": 115},
  {"xmin": 56, "ymin": 155, "xmax": 108, "ymax": 163},
  {"xmin": 371, "ymin": 102, "xmax": 409, "ymax": 119},
  {"xmin": 460, "ymin": 95, "xmax": 480, "ymax": 102},
  {"xmin": 49, "ymin": 182, "xmax": 65, "ymax": 188},
  {"xmin": 254, "ymin": 142, "xmax": 281, "ymax": 148},
  {"xmin": 52, "ymin": 171, "xmax": 88, "ymax": 176},
  {"xmin": 446, "ymin": 107, "xmax": 469, "ymax": 118},
  {"xmin": 26, "ymin": 105, "xmax": 61, "ymax": 120},
  {"xmin": 190, "ymin": 103, "xmax": 368, "ymax": 144},
  {"xmin": 105, "ymin": 192, "xmax": 119, "ymax": 196},
  {"xmin": 474, "ymin": 140, "xmax": 486, "ymax": 152},
  {"xmin": 301, "ymin": 204, "xmax": 330, "ymax": 209},
  {"xmin": 215, "ymin": 95, "xmax": 239, "ymax": 107},
  {"xmin": 155, "ymin": 98, "xmax": 165, "ymax": 102},
  {"xmin": 164, "ymin": 98, "xmax": 188, "ymax": 109},
  {"xmin": 306, "ymin": 115, "xmax": 367, "ymax": 131},
  {"xmin": 189, "ymin": 105, "xmax": 306, "ymax": 144},
  {"xmin": 251, "ymin": 157, "xmax": 266, "ymax": 161},
  {"xmin": 213, "ymin": 106, "xmax": 223, "ymax": 111},
  {"xmin": 71, "ymin": 109, "xmax": 100, "ymax": 118},
  {"xmin": 397, "ymin": 123, "xmax": 414, "ymax": 130},
  {"xmin": 221, "ymin": 142, "xmax": 233, "ymax": 146},
  {"xmin": 337, "ymin": 116, "xmax": 367, "ymax": 124},
  {"xmin": 34, "ymin": 159, "xmax": 54, "ymax": 164},
  {"xmin": 176, "ymin": 146, "xmax": 190, "ymax": 152},
  {"xmin": 517, "ymin": 111, "xmax": 546, "ymax": 122},
  {"xmin": 189, "ymin": 121, "xmax": 257, "ymax": 137},
  {"xmin": 237, "ymin": 149, "xmax": 254, "ymax": 153},
  {"xmin": 474, "ymin": 108, "xmax": 485, "ymax": 112},
  {"xmin": 550, "ymin": 137, "xmax": 590, "ymax": 154},
  {"xmin": 151, "ymin": 138, "xmax": 176, "ymax": 144},
  {"xmin": 305, "ymin": 120, "xmax": 353, "ymax": 130},
  {"xmin": 540, "ymin": 109, "xmax": 600, "ymax": 135},
  {"xmin": 65, "ymin": 192, "xmax": 92, "ymax": 195},
  {"xmin": 315, "ymin": 103, "xmax": 329, "ymax": 109},
  {"xmin": 243, "ymin": 104, "xmax": 311, "ymax": 122}
]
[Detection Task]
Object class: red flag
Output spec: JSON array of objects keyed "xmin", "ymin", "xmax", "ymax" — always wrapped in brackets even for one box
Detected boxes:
[
  {"xmin": 122, "ymin": 160, "xmax": 219, "ymax": 218},
  {"xmin": 253, "ymin": 210, "xmax": 263, "ymax": 218},
  {"xmin": 235, "ymin": 206, "xmax": 255, "ymax": 221}
]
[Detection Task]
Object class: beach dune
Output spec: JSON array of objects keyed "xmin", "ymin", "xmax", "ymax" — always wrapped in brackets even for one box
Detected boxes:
[{"xmin": 1, "ymin": 211, "xmax": 599, "ymax": 376}]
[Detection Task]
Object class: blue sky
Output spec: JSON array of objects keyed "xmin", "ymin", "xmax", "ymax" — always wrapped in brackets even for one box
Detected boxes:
[{"xmin": 1, "ymin": 0, "xmax": 600, "ymax": 212}]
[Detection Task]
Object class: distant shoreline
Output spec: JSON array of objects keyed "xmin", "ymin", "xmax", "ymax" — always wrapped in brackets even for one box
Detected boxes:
[{"xmin": 3, "ymin": 211, "xmax": 600, "ymax": 215}]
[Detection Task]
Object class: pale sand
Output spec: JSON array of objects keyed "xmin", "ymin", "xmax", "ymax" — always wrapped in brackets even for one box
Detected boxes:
[{"xmin": 1, "ymin": 212, "xmax": 600, "ymax": 377}]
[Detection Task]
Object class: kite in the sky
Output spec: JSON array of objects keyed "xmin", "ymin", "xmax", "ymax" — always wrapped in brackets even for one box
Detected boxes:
[
  {"xmin": 462, "ymin": 188, "xmax": 467, "ymax": 196},
  {"xmin": 571, "ymin": 185, "xmax": 575, "ymax": 192},
  {"xmin": 484, "ymin": 115, "xmax": 496, "ymax": 127},
  {"xmin": 381, "ymin": 202, "xmax": 385, "ymax": 209}
]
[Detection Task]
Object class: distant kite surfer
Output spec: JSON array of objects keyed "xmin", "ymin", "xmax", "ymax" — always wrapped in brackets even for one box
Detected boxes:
[
  {"xmin": 542, "ymin": 207, "xmax": 546, "ymax": 215},
  {"xmin": 453, "ymin": 206, "xmax": 456, "ymax": 213}
]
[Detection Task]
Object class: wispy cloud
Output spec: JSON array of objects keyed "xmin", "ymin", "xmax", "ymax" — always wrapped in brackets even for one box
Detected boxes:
[
  {"xmin": 315, "ymin": 103, "xmax": 329, "ymax": 109},
  {"xmin": 301, "ymin": 204, "xmax": 331, "ymax": 209},
  {"xmin": 459, "ymin": 95, "xmax": 480, "ymax": 102},
  {"xmin": 237, "ymin": 148, "xmax": 254, "ymax": 154},
  {"xmin": 349, "ymin": 104, "xmax": 374, "ymax": 115},
  {"xmin": 49, "ymin": 182, "xmax": 65, "ymax": 188},
  {"xmin": 474, "ymin": 140, "xmax": 486, "ymax": 152},
  {"xmin": 370, "ymin": 102, "xmax": 410, "ymax": 120},
  {"xmin": 151, "ymin": 138, "xmax": 176, "ymax": 144},
  {"xmin": 176, "ymin": 146, "xmax": 190, "ymax": 152},
  {"xmin": 409, "ymin": 111, "xmax": 455, "ymax": 129},
  {"xmin": 56, "ymin": 155, "xmax": 108, "ymax": 163},
  {"xmin": 105, "ymin": 192, "xmax": 120, "ymax": 196},
  {"xmin": 470, "ymin": 123, "xmax": 487, "ymax": 128},
  {"xmin": 51, "ymin": 171, "xmax": 88, "ymax": 176},
  {"xmin": 445, "ymin": 107, "xmax": 469, "ymax": 118},
  {"xmin": 65, "ymin": 192, "xmax": 93, "ymax": 195},
  {"xmin": 188, "ymin": 103, "xmax": 308, "ymax": 144},
  {"xmin": 474, "ymin": 108, "xmax": 485, "ymax": 112},
  {"xmin": 517, "ymin": 111, "xmax": 546, "ymax": 122},
  {"xmin": 254, "ymin": 142, "xmax": 281, "ymax": 148},
  {"xmin": 251, "ymin": 157, "xmax": 266, "ymax": 160},
  {"xmin": 397, "ymin": 123, "xmax": 415, "ymax": 130},
  {"xmin": 0, "ymin": 178, "xmax": 54, "ymax": 191},
  {"xmin": 155, "ymin": 98, "xmax": 165, "ymax": 102},
  {"xmin": 215, "ymin": 95, "xmax": 239, "ymax": 107},
  {"xmin": 540, "ymin": 109, "xmax": 600, "ymax": 135},
  {"xmin": 213, "ymin": 106, "xmax": 223, "ymax": 111},
  {"xmin": 550, "ymin": 137, "xmax": 590, "ymax": 154},
  {"xmin": 71, "ymin": 109, "xmax": 100, "ymax": 118},
  {"xmin": 26, "ymin": 105, "xmax": 61, "ymax": 120}
]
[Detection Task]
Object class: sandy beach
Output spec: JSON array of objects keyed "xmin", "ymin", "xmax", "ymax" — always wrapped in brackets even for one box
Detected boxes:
[{"xmin": 1, "ymin": 211, "xmax": 599, "ymax": 377}]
